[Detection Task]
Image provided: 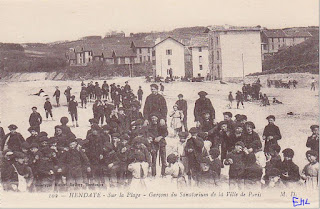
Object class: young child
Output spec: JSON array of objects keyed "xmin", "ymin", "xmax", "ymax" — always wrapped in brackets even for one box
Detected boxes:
[
  {"xmin": 53, "ymin": 86, "xmax": 60, "ymax": 107},
  {"xmin": 301, "ymin": 150, "xmax": 319, "ymax": 190},
  {"xmin": 44, "ymin": 97, "xmax": 54, "ymax": 121},
  {"xmin": 127, "ymin": 152, "xmax": 149, "ymax": 189},
  {"xmin": 68, "ymin": 95, "xmax": 79, "ymax": 127},
  {"xmin": 228, "ymin": 91, "xmax": 234, "ymax": 109},
  {"xmin": 170, "ymin": 104, "xmax": 184, "ymax": 137},
  {"xmin": 176, "ymin": 132, "xmax": 189, "ymax": 176},
  {"xmin": 208, "ymin": 148, "xmax": 222, "ymax": 186},
  {"xmin": 224, "ymin": 141, "xmax": 247, "ymax": 190},
  {"xmin": 59, "ymin": 116, "xmax": 76, "ymax": 139},
  {"xmin": 236, "ymin": 91, "xmax": 244, "ymax": 109},
  {"xmin": 198, "ymin": 158, "xmax": 216, "ymax": 188},
  {"xmin": 306, "ymin": 125, "xmax": 319, "ymax": 155},
  {"xmin": 29, "ymin": 107, "xmax": 42, "ymax": 134},
  {"xmin": 280, "ymin": 148, "xmax": 300, "ymax": 188},
  {"xmin": 262, "ymin": 115, "xmax": 281, "ymax": 154},
  {"xmin": 5, "ymin": 124, "xmax": 25, "ymax": 152},
  {"xmin": 12, "ymin": 152, "xmax": 33, "ymax": 192},
  {"xmin": 165, "ymin": 153, "xmax": 187, "ymax": 189},
  {"xmin": 251, "ymin": 140, "xmax": 266, "ymax": 177},
  {"xmin": 80, "ymin": 86, "xmax": 88, "ymax": 109},
  {"xmin": 26, "ymin": 127, "xmax": 39, "ymax": 145},
  {"xmin": 137, "ymin": 86, "xmax": 143, "ymax": 104},
  {"xmin": 265, "ymin": 168, "xmax": 286, "ymax": 189}
]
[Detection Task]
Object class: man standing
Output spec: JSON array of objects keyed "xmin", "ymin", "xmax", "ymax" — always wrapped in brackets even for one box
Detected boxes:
[
  {"xmin": 143, "ymin": 84, "xmax": 167, "ymax": 127},
  {"xmin": 175, "ymin": 94, "xmax": 188, "ymax": 131},
  {"xmin": 102, "ymin": 81, "xmax": 109, "ymax": 100},
  {"xmin": 124, "ymin": 81, "xmax": 131, "ymax": 92},
  {"xmin": 29, "ymin": 107, "xmax": 42, "ymax": 134},
  {"xmin": 64, "ymin": 86, "xmax": 72, "ymax": 104},
  {"xmin": 194, "ymin": 91, "xmax": 215, "ymax": 128},
  {"xmin": 53, "ymin": 86, "xmax": 60, "ymax": 107}
]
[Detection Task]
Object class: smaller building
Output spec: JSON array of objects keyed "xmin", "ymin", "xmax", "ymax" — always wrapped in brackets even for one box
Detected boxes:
[
  {"xmin": 153, "ymin": 37, "xmax": 186, "ymax": 78},
  {"xmin": 112, "ymin": 47, "xmax": 136, "ymax": 65},
  {"xmin": 131, "ymin": 40, "xmax": 154, "ymax": 63},
  {"xmin": 73, "ymin": 46, "xmax": 93, "ymax": 66},
  {"xmin": 189, "ymin": 36, "xmax": 209, "ymax": 78}
]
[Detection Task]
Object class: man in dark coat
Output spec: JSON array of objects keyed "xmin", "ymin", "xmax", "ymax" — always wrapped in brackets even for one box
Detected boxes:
[
  {"xmin": 3, "ymin": 125, "xmax": 25, "ymax": 152},
  {"xmin": 262, "ymin": 115, "xmax": 282, "ymax": 154},
  {"xmin": 102, "ymin": 81, "xmax": 109, "ymax": 100},
  {"xmin": 280, "ymin": 148, "xmax": 300, "ymax": 187},
  {"xmin": 64, "ymin": 86, "xmax": 72, "ymax": 104},
  {"xmin": 124, "ymin": 81, "xmax": 131, "ymax": 92},
  {"xmin": 143, "ymin": 84, "xmax": 167, "ymax": 126},
  {"xmin": 194, "ymin": 91, "xmax": 215, "ymax": 128},
  {"xmin": 175, "ymin": 94, "xmax": 188, "ymax": 131},
  {"xmin": 29, "ymin": 107, "xmax": 42, "ymax": 134}
]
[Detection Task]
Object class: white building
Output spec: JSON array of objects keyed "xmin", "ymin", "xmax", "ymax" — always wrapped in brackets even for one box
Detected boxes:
[
  {"xmin": 205, "ymin": 25, "xmax": 262, "ymax": 80},
  {"xmin": 153, "ymin": 37, "xmax": 185, "ymax": 78},
  {"xmin": 189, "ymin": 36, "xmax": 209, "ymax": 78}
]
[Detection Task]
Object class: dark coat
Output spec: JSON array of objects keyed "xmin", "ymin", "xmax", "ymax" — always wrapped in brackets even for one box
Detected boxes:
[
  {"xmin": 242, "ymin": 131, "xmax": 262, "ymax": 149},
  {"xmin": 84, "ymin": 134, "xmax": 105, "ymax": 165},
  {"xmin": 280, "ymin": 160, "xmax": 300, "ymax": 182},
  {"xmin": 185, "ymin": 136, "xmax": 205, "ymax": 167},
  {"xmin": 176, "ymin": 99, "xmax": 188, "ymax": 118},
  {"xmin": 143, "ymin": 93, "xmax": 167, "ymax": 121},
  {"xmin": 147, "ymin": 123, "xmax": 168, "ymax": 148},
  {"xmin": 53, "ymin": 89, "xmax": 60, "ymax": 98},
  {"xmin": 306, "ymin": 134, "xmax": 319, "ymax": 154},
  {"xmin": 5, "ymin": 132, "xmax": 25, "ymax": 152},
  {"xmin": 0, "ymin": 127, "xmax": 6, "ymax": 150},
  {"xmin": 244, "ymin": 163, "xmax": 263, "ymax": 181},
  {"xmin": 262, "ymin": 124, "xmax": 282, "ymax": 153},
  {"xmin": 137, "ymin": 89, "xmax": 143, "ymax": 100},
  {"xmin": 68, "ymin": 100, "xmax": 78, "ymax": 113},
  {"xmin": 44, "ymin": 101, "xmax": 53, "ymax": 111},
  {"xmin": 29, "ymin": 112, "xmax": 42, "ymax": 127},
  {"xmin": 59, "ymin": 149, "xmax": 89, "ymax": 171},
  {"xmin": 194, "ymin": 97, "xmax": 215, "ymax": 122},
  {"xmin": 225, "ymin": 150, "xmax": 247, "ymax": 179},
  {"xmin": 26, "ymin": 135, "xmax": 39, "ymax": 145}
]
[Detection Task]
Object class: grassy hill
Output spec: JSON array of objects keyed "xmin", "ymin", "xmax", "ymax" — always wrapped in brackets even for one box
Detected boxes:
[{"xmin": 257, "ymin": 31, "xmax": 319, "ymax": 75}]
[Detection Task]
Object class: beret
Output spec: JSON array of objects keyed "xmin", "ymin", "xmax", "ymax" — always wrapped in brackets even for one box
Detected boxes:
[
  {"xmin": 178, "ymin": 132, "xmax": 189, "ymax": 139},
  {"xmin": 282, "ymin": 148, "xmax": 294, "ymax": 158},
  {"xmin": 8, "ymin": 124, "xmax": 18, "ymax": 130},
  {"xmin": 266, "ymin": 115, "xmax": 275, "ymax": 120},
  {"xmin": 223, "ymin": 112, "xmax": 233, "ymax": 118},
  {"xmin": 198, "ymin": 91, "xmax": 208, "ymax": 96}
]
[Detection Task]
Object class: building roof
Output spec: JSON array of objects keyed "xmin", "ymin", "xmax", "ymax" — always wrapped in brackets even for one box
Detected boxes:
[
  {"xmin": 262, "ymin": 29, "xmax": 287, "ymax": 38},
  {"xmin": 190, "ymin": 36, "xmax": 209, "ymax": 47},
  {"xmin": 131, "ymin": 40, "xmax": 155, "ymax": 48},
  {"xmin": 283, "ymin": 30, "xmax": 312, "ymax": 38},
  {"xmin": 263, "ymin": 29, "xmax": 312, "ymax": 38},
  {"xmin": 112, "ymin": 46, "xmax": 136, "ymax": 57},
  {"xmin": 102, "ymin": 50, "xmax": 113, "ymax": 58},
  {"xmin": 205, "ymin": 25, "xmax": 261, "ymax": 33},
  {"xmin": 154, "ymin": 36, "xmax": 185, "ymax": 47}
]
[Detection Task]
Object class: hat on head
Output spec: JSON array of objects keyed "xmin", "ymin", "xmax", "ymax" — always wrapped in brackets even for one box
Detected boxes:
[
  {"xmin": 69, "ymin": 138, "xmax": 78, "ymax": 144},
  {"xmin": 60, "ymin": 117, "xmax": 69, "ymax": 124},
  {"xmin": 101, "ymin": 124, "xmax": 112, "ymax": 131},
  {"xmin": 197, "ymin": 132, "xmax": 208, "ymax": 140},
  {"xmin": 178, "ymin": 132, "xmax": 189, "ymax": 139},
  {"xmin": 8, "ymin": 124, "xmax": 18, "ymax": 130},
  {"xmin": 71, "ymin": 95, "xmax": 75, "ymax": 99},
  {"xmin": 54, "ymin": 125, "xmax": 63, "ymax": 130},
  {"xmin": 38, "ymin": 131, "xmax": 48, "ymax": 137},
  {"xmin": 32, "ymin": 106, "xmax": 37, "ymax": 110},
  {"xmin": 39, "ymin": 136, "xmax": 49, "ymax": 143},
  {"xmin": 89, "ymin": 118, "xmax": 99, "ymax": 124},
  {"xmin": 198, "ymin": 91, "xmax": 208, "ymax": 97},
  {"xmin": 209, "ymin": 148, "xmax": 220, "ymax": 159},
  {"xmin": 134, "ymin": 151, "xmax": 145, "ymax": 162},
  {"xmin": 235, "ymin": 141, "xmax": 245, "ymax": 148},
  {"xmin": 235, "ymin": 114, "xmax": 242, "ymax": 120},
  {"xmin": 310, "ymin": 125, "xmax": 319, "ymax": 131},
  {"xmin": 189, "ymin": 127, "xmax": 199, "ymax": 134},
  {"xmin": 28, "ymin": 127, "xmax": 36, "ymax": 132},
  {"xmin": 14, "ymin": 152, "xmax": 26, "ymax": 159},
  {"xmin": 245, "ymin": 121, "xmax": 256, "ymax": 129},
  {"xmin": 218, "ymin": 121, "xmax": 228, "ymax": 128},
  {"xmin": 149, "ymin": 112, "xmax": 160, "ymax": 119},
  {"xmin": 234, "ymin": 122, "xmax": 244, "ymax": 128},
  {"xmin": 223, "ymin": 112, "xmax": 233, "ymax": 118},
  {"xmin": 178, "ymin": 94, "xmax": 183, "ymax": 98},
  {"xmin": 266, "ymin": 115, "xmax": 275, "ymax": 120},
  {"xmin": 30, "ymin": 143, "xmax": 39, "ymax": 149},
  {"xmin": 306, "ymin": 150, "xmax": 318, "ymax": 158},
  {"xmin": 91, "ymin": 124, "xmax": 101, "ymax": 131},
  {"xmin": 201, "ymin": 109, "xmax": 211, "ymax": 115},
  {"xmin": 282, "ymin": 148, "xmax": 294, "ymax": 158},
  {"xmin": 48, "ymin": 137, "xmax": 57, "ymax": 145},
  {"xmin": 167, "ymin": 153, "xmax": 178, "ymax": 164},
  {"xmin": 150, "ymin": 84, "xmax": 159, "ymax": 89}
]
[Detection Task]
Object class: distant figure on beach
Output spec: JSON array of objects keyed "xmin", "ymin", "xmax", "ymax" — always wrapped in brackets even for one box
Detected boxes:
[
  {"xmin": 32, "ymin": 89, "xmax": 48, "ymax": 97},
  {"xmin": 311, "ymin": 77, "xmax": 316, "ymax": 91}
]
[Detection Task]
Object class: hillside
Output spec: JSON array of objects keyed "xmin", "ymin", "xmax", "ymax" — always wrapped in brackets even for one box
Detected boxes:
[{"xmin": 260, "ymin": 31, "xmax": 319, "ymax": 75}]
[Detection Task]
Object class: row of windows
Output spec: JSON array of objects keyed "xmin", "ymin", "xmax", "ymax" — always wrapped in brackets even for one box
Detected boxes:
[
  {"xmin": 137, "ymin": 48, "xmax": 151, "ymax": 54},
  {"xmin": 139, "ymin": 56, "xmax": 151, "ymax": 62},
  {"xmin": 209, "ymin": 36, "xmax": 219, "ymax": 46}
]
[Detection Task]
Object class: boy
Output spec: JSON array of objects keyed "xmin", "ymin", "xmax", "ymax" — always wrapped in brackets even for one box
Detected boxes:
[
  {"xmin": 44, "ymin": 98, "xmax": 54, "ymax": 120},
  {"xmin": 224, "ymin": 141, "xmax": 247, "ymax": 190},
  {"xmin": 59, "ymin": 139, "xmax": 91, "ymax": 188},
  {"xmin": 198, "ymin": 158, "xmax": 216, "ymax": 188},
  {"xmin": 251, "ymin": 140, "xmax": 266, "ymax": 176},
  {"xmin": 103, "ymin": 101, "xmax": 115, "ymax": 124},
  {"xmin": 306, "ymin": 125, "xmax": 319, "ymax": 155},
  {"xmin": 280, "ymin": 148, "xmax": 300, "ymax": 188},
  {"xmin": 59, "ymin": 116, "xmax": 76, "ymax": 139},
  {"xmin": 80, "ymin": 86, "xmax": 88, "ymax": 108},
  {"xmin": 228, "ymin": 91, "xmax": 234, "ymax": 109},
  {"xmin": 64, "ymin": 86, "xmax": 72, "ymax": 104},
  {"xmin": 26, "ymin": 127, "xmax": 39, "ymax": 145},
  {"xmin": 127, "ymin": 152, "xmax": 149, "ymax": 189},
  {"xmin": 265, "ymin": 168, "xmax": 286, "ymax": 189},
  {"xmin": 262, "ymin": 115, "xmax": 281, "ymax": 154},
  {"xmin": 265, "ymin": 144, "xmax": 282, "ymax": 183},
  {"xmin": 235, "ymin": 90, "xmax": 244, "ymax": 109},
  {"xmin": 176, "ymin": 132, "xmax": 189, "ymax": 177},
  {"xmin": 165, "ymin": 153, "xmax": 187, "ymax": 188},
  {"xmin": 100, "ymin": 141, "xmax": 119, "ymax": 188},
  {"xmin": 199, "ymin": 110, "xmax": 215, "ymax": 133},
  {"xmin": 29, "ymin": 107, "xmax": 42, "ymax": 134},
  {"xmin": 208, "ymin": 148, "xmax": 221, "ymax": 186},
  {"xmin": 12, "ymin": 152, "xmax": 33, "ymax": 192},
  {"xmin": 118, "ymin": 107, "xmax": 130, "ymax": 135},
  {"xmin": 137, "ymin": 86, "xmax": 143, "ymax": 104},
  {"xmin": 301, "ymin": 150, "xmax": 319, "ymax": 190},
  {"xmin": 53, "ymin": 86, "xmax": 60, "ymax": 107},
  {"xmin": 243, "ymin": 153, "xmax": 263, "ymax": 190},
  {"xmin": 68, "ymin": 95, "xmax": 79, "ymax": 127}
]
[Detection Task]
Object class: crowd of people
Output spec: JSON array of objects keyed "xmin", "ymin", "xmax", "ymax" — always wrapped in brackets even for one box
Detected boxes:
[{"xmin": 0, "ymin": 80, "xmax": 318, "ymax": 193}]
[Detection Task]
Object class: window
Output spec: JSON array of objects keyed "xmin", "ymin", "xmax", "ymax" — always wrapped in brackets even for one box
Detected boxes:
[
  {"xmin": 199, "ymin": 47, "xmax": 202, "ymax": 52},
  {"xmin": 152, "ymin": 60, "xmax": 156, "ymax": 65},
  {"xmin": 278, "ymin": 44, "xmax": 281, "ymax": 48},
  {"xmin": 199, "ymin": 56, "xmax": 203, "ymax": 63},
  {"xmin": 271, "ymin": 38, "xmax": 273, "ymax": 42},
  {"xmin": 216, "ymin": 37, "xmax": 219, "ymax": 45},
  {"xmin": 263, "ymin": 45, "xmax": 267, "ymax": 50},
  {"xmin": 148, "ymin": 48, "xmax": 150, "ymax": 53},
  {"xmin": 152, "ymin": 50, "xmax": 155, "ymax": 56},
  {"xmin": 139, "ymin": 48, "xmax": 142, "ymax": 53},
  {"xmin": 148, "ymin": 56, "xmax": 151, "ymax": 62},
  {"xmin": 283, "ymin": 38, "xmax": 285, "ymax": 42},
  {"xmin": 278, "ymin": 38, "xmax": 280, "ymax": 42},
  {"xmin": 199, "ymin": 65, "xmax": 203, "ymax": 70},
  {"xmin": 168, "ymin": 59, "xmax": 171, "ymax": 65},
  {"xmin": 272, "ymin": 45, "xmax": 274, "ymax": 50},
  {"xmin": 217, "ymin": 51, "xmax": 219, "ymax": 60},
  {"xmin": 166, "ymin": 49, "xmax": 172, "ymax": 55},
  {"xmin": 140, "ymin": 56, "xmax": 142, "ymax": 63},
  {"xmin": 89, "ymin": 58, "xmax": 91, "ymax": 62},
  {"xmin": 144, "ymin": 56, "xmax": 146, "ymax": 62}
]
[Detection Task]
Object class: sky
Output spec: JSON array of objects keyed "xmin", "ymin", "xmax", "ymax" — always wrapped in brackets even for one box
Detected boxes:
[{"xmin": 0, "ymin": 0, "xmax": 318, "ymax": 43}]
